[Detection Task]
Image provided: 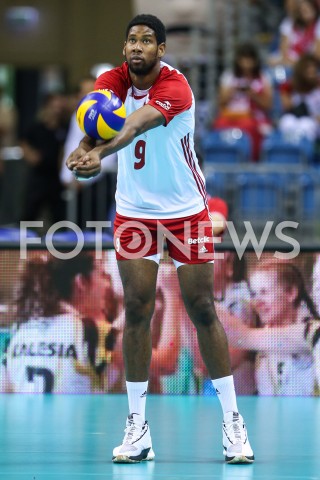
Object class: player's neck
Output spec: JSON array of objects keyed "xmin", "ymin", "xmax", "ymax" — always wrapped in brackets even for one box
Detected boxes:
[{"xmin": 129, "ymin": 64, "xmax": 161, "ymax": 90}]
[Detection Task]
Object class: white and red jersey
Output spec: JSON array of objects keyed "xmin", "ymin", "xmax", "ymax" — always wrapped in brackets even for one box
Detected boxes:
[{"xmin": 95, "ymin": 61, "xmax": 207, "ymax": 219}]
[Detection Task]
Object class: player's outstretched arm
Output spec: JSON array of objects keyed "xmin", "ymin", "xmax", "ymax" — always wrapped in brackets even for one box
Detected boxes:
[{"xmin": 70, "ymin": 105, "xmax": 164, "ymax": 179}]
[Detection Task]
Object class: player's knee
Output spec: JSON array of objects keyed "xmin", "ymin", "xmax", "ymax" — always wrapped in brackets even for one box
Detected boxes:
[
  {"xmin": 124, "ymin": 296, "xmax": 154, "ymax": 327},
  {"xmin": 188, "ymin": 296, "xmax": 216, "ymax": 328}
]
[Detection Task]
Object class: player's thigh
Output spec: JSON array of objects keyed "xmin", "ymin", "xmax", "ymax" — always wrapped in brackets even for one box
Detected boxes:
[
  {"xmin": 177, "ymin": 262, "xmax": 214, "ymax": 309},
  {"xmin": 117, "ymin": 258, "xmax": 159, "ymax": 305}
]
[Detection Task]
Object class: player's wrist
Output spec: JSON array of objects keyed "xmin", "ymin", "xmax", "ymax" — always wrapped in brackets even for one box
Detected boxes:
[
  {"xmin": 96, "ymin": 144, "xmax": 109, "ymax": 161},
  {"xmin": 79, "ymin": 136, "xmax": 96, "ymax": 151}
]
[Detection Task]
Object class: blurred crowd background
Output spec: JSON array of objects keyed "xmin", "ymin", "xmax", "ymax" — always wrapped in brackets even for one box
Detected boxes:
[
  {"xmin": 1, "ymin": 0, "xmax": 320, "ymax": 242},
  {"xmin": 0, "ymin": 249, "xmax": 320, "ymax": 395}
]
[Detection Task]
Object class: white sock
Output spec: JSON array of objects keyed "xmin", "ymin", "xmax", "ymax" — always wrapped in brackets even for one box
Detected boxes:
[
  {"xmin": 211, "ymin": 375, "xmax": 238, "ymax": 415},
  {"xmin": 126, "ymin": 381, "xmax": 148, "ymax": 422}
]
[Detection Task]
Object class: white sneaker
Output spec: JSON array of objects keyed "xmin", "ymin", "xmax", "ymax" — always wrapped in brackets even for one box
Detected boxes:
[
  {"xmin": 222, "ymin": 411, "xmax": 254, "ymax": 464},
  {"xmin": 112, "ymin": 413, "xmax": 155, "ymax": 463}
]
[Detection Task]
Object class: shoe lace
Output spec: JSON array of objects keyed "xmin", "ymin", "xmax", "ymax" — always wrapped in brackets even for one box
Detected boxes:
[
  {"xmin": 224, "ymin": 414, "xmax": 243, "ymax": 444},
  {"xmin": 123, "ymin": 419, "xmax": 142, "ymax": 445}
]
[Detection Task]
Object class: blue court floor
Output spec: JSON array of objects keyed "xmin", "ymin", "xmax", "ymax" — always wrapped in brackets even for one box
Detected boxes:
[{"xmin": 0, "ymin": 394, "xmax": 319, "ymax": 479}]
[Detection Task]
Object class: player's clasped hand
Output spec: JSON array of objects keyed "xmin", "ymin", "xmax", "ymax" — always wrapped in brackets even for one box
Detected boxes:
[{"xmin": 67, "ymin": 148, "xmax": 101, "ymax": 180}]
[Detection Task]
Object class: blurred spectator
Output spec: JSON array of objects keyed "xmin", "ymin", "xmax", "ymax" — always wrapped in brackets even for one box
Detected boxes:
[
  {"xmin": 249, "ymin": 260, "xmax": 315, "ymax": 395},
  {"xmin": 278, "ymin": 53, "xmax": 320, "ymax": 141},
  {"xmin": 221, "ymin": 259, "xmax": 319, "ymax": 395},
  {"xmin": 270, "ymin": 0, "xmax": 320, "ymax": 67},
  {"xmin": 0, "ymin": 84, "xmax": 18, "ymax": 191},
  {"xmin": 61, "ymin": 75, "xmax": 117, "ymax": 227},
  {"xmin": 0, "ymin": 84, "xmax": 17, "ymax": 148},
  {"xmin": 268, "ymin": 0, "xmax": 298, "ymax": 65},
  {"xmin": 213, "ymin": 42, "xmax": 273, "ymax": 161},
  {"xmin": 20, "ymin": 93, "xmax": 67, "ymax": 224},
  {"xmin": 0, "ymin": 253, "xmax": 115, "ymax": 393},
  {"xmin": 312, "ymin": 254, "xmax": 320, "ymax": 392},
  {"xmin": 312, "ymin": 253, "xmax": 320, "ymax": 312}
]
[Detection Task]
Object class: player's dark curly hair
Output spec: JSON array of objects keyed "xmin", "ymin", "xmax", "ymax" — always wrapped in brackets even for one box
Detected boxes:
[
  {"xmin": 16, "ymin": 253, "xmax": 95, "ymax": 320},
  {"xmin": 126, "ymin": 14, "xmax": 166, "ymax": 44}
]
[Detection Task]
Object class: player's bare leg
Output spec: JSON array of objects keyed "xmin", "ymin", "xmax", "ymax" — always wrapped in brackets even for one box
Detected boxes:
[
  {"xmin": 113, "ymin": 258, "xmax": 158, "ymax": 463},
  {"xmin": 177, "ymin": 263, "xmax": 231, "ymax": 378},
  {"xmin": 118, "ymin": 258, "xmax": 158, "ymax": 381},
  {"xmin": 177, "ymin": 262, "xmax": 254, "ymax": 464}
]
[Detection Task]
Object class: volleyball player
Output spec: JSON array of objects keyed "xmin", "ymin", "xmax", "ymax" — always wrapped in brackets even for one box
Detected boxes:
[{"xmin": 67, "ymin": 14, "xmax": 254, "ymax": 464}]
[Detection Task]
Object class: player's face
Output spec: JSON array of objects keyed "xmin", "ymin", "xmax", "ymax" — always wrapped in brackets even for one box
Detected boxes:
[
  {"xmin": 249, "ymin": 271, "xmax": 291, "ymax": 326},
  {"xmin": 124, "ymin": 25, "xmax": 165, "ymax": 75}
]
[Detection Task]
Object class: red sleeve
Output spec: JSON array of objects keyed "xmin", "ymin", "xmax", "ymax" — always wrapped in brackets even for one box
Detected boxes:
[
  {"xmin": 94, "ymin": 63, "xmax": 131, "ymax": 103},
  {"xmin": 148, "ymin": 67, "xmax": 192, "ymax": 125},
  {"xmin": 207, "ymin": 197, "xmax": 228, "ymax": 220}
]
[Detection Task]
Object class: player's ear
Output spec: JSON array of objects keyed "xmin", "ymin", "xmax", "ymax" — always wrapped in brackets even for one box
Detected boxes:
[
  {"xmin": 123, "ymin": 41, "xmax": 127, "ymax": 56},
  {"xmin": 158, "ymin": 43, "xmax": 166, "ymax": 59}
]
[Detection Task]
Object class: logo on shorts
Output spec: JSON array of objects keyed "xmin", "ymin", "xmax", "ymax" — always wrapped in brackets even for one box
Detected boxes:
[
  {"xmin": 187, "ymin": 236, "xmax": 210, "ymax": 245},
  {"xmin": 199, "ymin": 245, "xmax": 208, "ymax": 253},
  {"xmin": 155, "ymin": 100, "xmax": 171, "ymax": 110}
]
